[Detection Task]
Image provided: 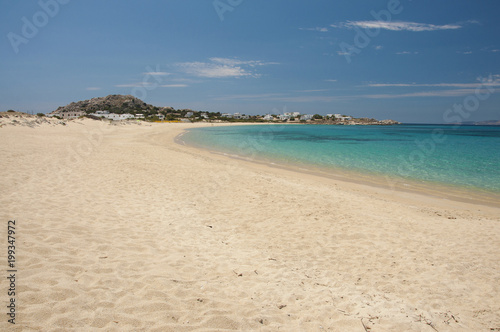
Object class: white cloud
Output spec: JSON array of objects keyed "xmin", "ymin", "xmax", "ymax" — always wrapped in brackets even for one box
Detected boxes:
[
  {"xmin": 374, "ymin": 45, "xmax": 383, "ymax": 50},
  {"xmin": 86, "ymin": 87, "xmax": 101, "ymax": 91},
  {"xmin": 396, "ymin": 51, "xmax": 419, "ymax": 55},
  {"xmin": 160, "ymin": 84, "xmax": 188, "ymax": 88},
  {"xmin": 366, "ymin": 81, "xmax": 500, "ymax": 88},
  {"xmin": 362, "ymin": 77, "xmax": 500, "ymax": 98},
  {"xmin": 332, "ymin": 21, "xmax": 463, "ymax": 32},
  {"xmin": 325, "ymin": 79, "xmax": 337, "ymax": 82},
  {"xmin": 362, "ymin": 88, "xmax": 497, "ymax": 99},
  {"xmin": 177, "ymin": 58, "xmax": 277, "ymax": 78},
  {"xmin": 170, "ymin": 78, "xmax": 203, "ymax": 83},
  {"xmin": 143, "ymin": 71, "xmax": 170, "ymax": 76},
  {"xmin": 180, "ymin": 62, "xmax": 251, "ymax": 78},
  {"xmin": 210, "ymin": 57, "xmax": 279, "ymax": 67},
  {"xmin": 299, "ymin": 27, "xmax": 329, "ymax": 32}
]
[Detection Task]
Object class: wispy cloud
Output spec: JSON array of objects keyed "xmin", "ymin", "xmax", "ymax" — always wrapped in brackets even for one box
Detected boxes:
[
  {"xmin": 170, "ymin": 78, "xmax": 203, "ymax": 84},
  {"xmin": 366, "ymin": 81, "xmax": 500, "ymax": 88},
  {"xmin": 210, "ymin": 57, "xmax": 278, "ymax": 66},
  {"xmin": 325, "ymin": 79, "xmax": 337, "ymax": 82},
  {"xmin": 177, "ymin": 57, "xmax": 277, "ymax": 78},
  {"xmin": 216, "ymin": 76, "xmax": 500, "ymax": 102},
  {"xmin": 179, "ymin": 62, "xmax": 251, "ymax": 78},
  {"xmin": 86, "ymin": 87, "xmax": 101, "ymax": 91},
  {"xmin": 396, "ymin": 51, "xmax": 419, "ymax": 55},
  {"xmin": 331, "ymin": 21, "xmax": 463, "ymax": 32},
  {"xmin": 299, "ymin": 27, "xmax": 329, "ymax": 32},
  {"xmin": 362, "ymin": 77, "xmax": 500, "ymax": 98},
  {"xmin": 143, "ymin": 71, "xmax": 170, "ymax": 76},
  {"xmin": 362, "ymin": 88, "xmax": 498, "ymax": 99},
  {"xmin": 160, "ymin": 84, "xmax": 188, "ymax": 88}
]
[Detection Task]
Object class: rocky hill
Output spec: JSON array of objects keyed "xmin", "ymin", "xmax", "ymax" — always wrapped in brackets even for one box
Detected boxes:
[{"xmin": 49, "ymin": 95, "xmax": 174, "ymax": 117}]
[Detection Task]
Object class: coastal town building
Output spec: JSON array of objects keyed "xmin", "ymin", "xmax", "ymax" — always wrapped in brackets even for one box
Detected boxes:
[
  {"xmin": 331, "ymin": 114, "xmax": 352, "ymax": 121},
  {"xmin": 185, "ymin": 112, "xmax": 194, "ymax": 118},
  {"xmin": 88, "ymin": 111, "xmax": 135, "ymax": 120},
  {"xmin": 300, "ymin": 114, "xmax": 313, "ymax": 121},
  {"xmin": 48, "ymin": 111, "xmax": 85, "ymax": 119}
]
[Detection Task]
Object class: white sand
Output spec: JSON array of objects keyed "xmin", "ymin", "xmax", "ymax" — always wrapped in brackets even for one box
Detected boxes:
[{"xmin": 1, "ymin": 118, "xmax": 499, "ymax": 331}]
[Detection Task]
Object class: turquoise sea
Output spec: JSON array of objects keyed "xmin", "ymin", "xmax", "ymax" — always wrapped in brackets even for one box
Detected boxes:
[{"xmin": 181, "ymin": 124, "xmax": 500, "ymax": 195}]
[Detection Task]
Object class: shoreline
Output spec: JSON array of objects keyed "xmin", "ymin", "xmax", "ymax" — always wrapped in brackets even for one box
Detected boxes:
[
  {"xmin": 2, "ymin": 119, "xmax": 499, "ymax": 330},
  {"xmin": 177, "ymin": 123, "xmax": 500, "ymax": 209}
]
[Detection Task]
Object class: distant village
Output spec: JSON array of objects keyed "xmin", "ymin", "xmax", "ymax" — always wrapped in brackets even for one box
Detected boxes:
[
  {"xmin": 49, "ymin": 109, "xmax": 355, "ymax": 123},
  {"xmin": 46, "ymin": 94, "xmax": 400, "ymax": 125}
]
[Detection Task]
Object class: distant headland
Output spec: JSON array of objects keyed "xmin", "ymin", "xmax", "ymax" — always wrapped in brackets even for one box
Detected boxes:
[{"xmin": 45, "ymin": 94, "xmax": 401, "ymax": 125}]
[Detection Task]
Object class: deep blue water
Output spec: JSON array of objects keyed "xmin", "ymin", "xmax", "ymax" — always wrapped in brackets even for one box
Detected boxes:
[{"xmin": 181, "ymin": 124, "xmax": 500, "ymax": 193}]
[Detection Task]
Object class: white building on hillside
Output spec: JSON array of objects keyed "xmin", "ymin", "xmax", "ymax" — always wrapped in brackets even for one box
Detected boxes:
[
  {"xmin": 89, "ymin": 111, "xmax": 135, "ymax": 120},
  {"xmin": 58, "ymin": 111, "xmax": 86, "ymax": 119},
  {"xmin": 334, "ymin": 114, "xmax": 352, "ymax": 121},
  {"xmin": 263, "ymin": 114, "xmax": 274, "ymax": 121},
  {"xmin": 121, "ymin": 113, "xmax": 135, "ymax": 120}
]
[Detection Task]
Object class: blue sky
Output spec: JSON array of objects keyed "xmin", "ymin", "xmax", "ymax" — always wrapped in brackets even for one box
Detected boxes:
[{"xmin": 1, "ymin": 0, "xmax": 499, "ymax": 123}]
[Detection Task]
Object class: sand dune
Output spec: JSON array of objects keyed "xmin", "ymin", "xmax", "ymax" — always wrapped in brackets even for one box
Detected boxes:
[{"xmin": 1, "ymin": 119, "xmax": 499, "ymax": 331}]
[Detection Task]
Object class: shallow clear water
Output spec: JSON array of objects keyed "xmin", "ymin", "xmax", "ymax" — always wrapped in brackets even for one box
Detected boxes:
[{"xmin": 182, "ymin": 124, "xmax": 500, "ymax": 193}]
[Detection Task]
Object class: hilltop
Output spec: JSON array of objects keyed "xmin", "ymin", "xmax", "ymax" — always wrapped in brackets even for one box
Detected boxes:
[{"xmin": 49, "ymin": 94, "xmax": 175, "ymax": 117}]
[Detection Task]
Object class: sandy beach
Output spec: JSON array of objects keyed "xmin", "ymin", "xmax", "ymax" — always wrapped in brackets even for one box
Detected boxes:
[{"xmin": 1, "ymin": 117, "xmax": 499, "ymax": 331}]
